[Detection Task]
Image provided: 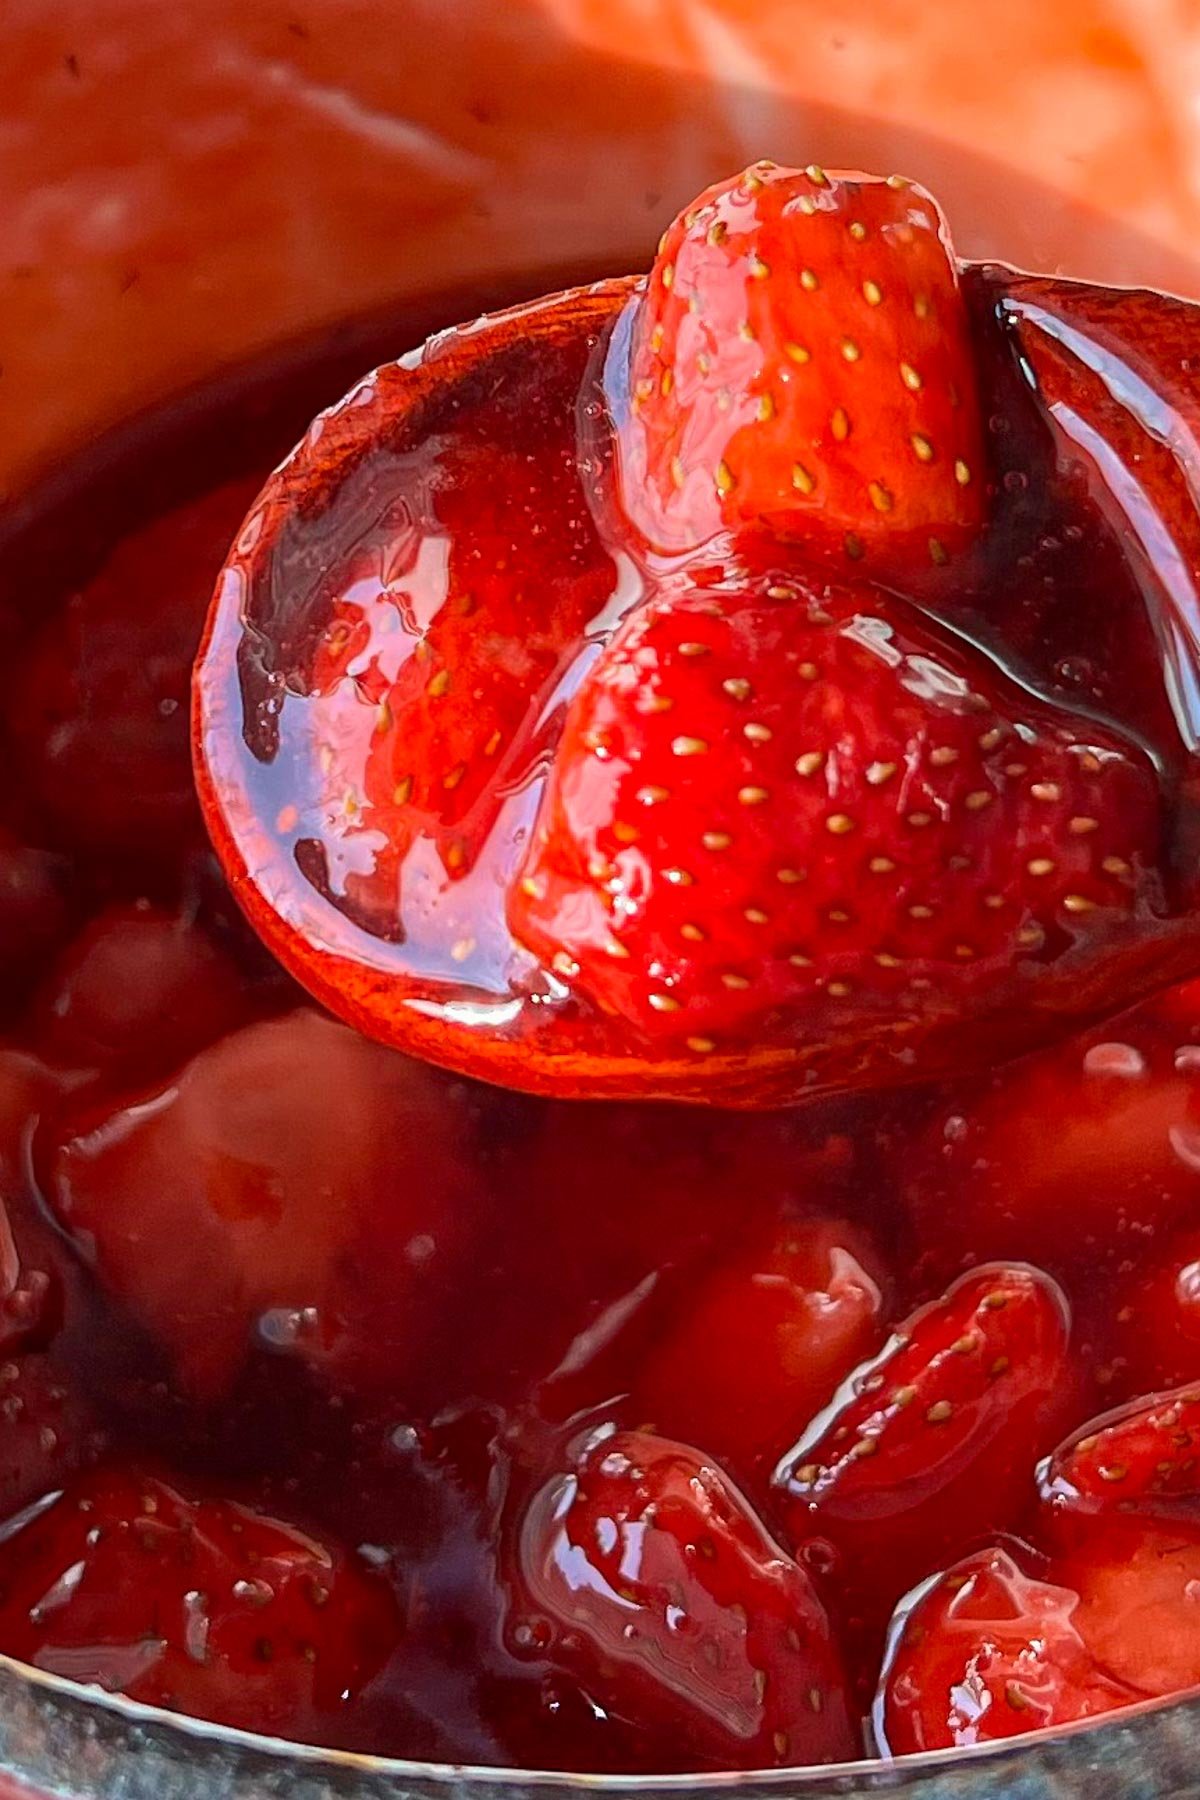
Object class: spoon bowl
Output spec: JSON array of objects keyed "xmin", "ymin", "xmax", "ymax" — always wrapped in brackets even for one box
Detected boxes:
[{"xmin": 195, "ymin": 264, "xmax": 1200, "ymax": 1106}]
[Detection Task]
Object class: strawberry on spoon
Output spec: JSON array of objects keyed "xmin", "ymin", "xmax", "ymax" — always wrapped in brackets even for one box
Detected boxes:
[
  {"xmin": 510, "ymin": 566, "xmax": 1165, "ymax": 1072},
  {"xmin": 611, "ymin": 161, "xmax": 985, "ymax": 570},
  {"xmin": 194, "ymin": 166, "xmax": 1200, "ymax": 1106}
]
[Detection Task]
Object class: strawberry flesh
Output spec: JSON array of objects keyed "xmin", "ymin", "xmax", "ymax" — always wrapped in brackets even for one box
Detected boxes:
[
  {"xmin": 304, "ymin": 438, "xmax": 615, "ymax": 923},
  {"xmin": 902, "ymin": 1014, "xmax": 1200, "ymax": 1284},
  {"xmin": 44, "ymin": 1009, "xmax": 482, "ymax": 1404},
  {"xmin": 1058, "ymin": 1515, "xmax": 1200, "ymax": 1700},
  {"xmin": 613, "ymin": 162, "xmax": 985, "ymax": 570},
  {"xmin": 32, "ymin": 902, "xmax": 248, "ymax": 1081},
  {"xmin": 1103, "ymin": 1228, "xmax": 1200, "ymax": 1397}
]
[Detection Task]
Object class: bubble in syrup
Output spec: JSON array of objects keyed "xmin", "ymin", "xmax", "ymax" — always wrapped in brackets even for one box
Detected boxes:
[
  {"xmin": 257, "ymin": 1306, "xmax": 321, "ymax": 1351},
  {"xmin": 406, "ymin": 1233, "xmax": 437, "ymax": 1266}
]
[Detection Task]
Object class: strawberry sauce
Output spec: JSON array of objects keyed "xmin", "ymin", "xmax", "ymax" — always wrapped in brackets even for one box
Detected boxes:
[{"xmin": 8, "ymin": 176, "xmax": 1200, "ymax": 1770}]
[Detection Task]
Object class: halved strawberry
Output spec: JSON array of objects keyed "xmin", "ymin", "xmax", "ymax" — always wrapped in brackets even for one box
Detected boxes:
[
  {"xmin": 774, "ymin": 1265, "xmax": 1072, "ymax": 1618},
  {"xmin": 304, "ymin": 441, "xmax": 615, "ymax": 929},
  {"xmin": 506, "ymin": 1427, "xmax": 856, "ymax": 1769},
  {"xmin": 877, "ymin": 1544, "xmax": 1136, "ymax": 1754},
  {"xmin": 1041, "ymin": 1387, "xmax": 1200, "ymax": 1522},
  {"xmin": 44, "ymin": 1009, "xmax": 482, "ymax": 1403},
  {"xmin": 613, "ymin": 162, "xmax": 985, "ymax": 571},
  {"xmin": 0, "ymin": 1465, "xmax": 399, "ymax": 1743},
  {"xmin": 510, "ymin": 566, "xmax": 1166, "ymax": 1085},
  {"xmin": 631, "ymin": 1212, "xmax": 888, "ymax": 1480}
]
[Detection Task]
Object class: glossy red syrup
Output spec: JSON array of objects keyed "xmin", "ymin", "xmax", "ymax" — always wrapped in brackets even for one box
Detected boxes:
[{"xmin": 6, "ymin": 265, "xmax": 1200, "ymax": 1770}]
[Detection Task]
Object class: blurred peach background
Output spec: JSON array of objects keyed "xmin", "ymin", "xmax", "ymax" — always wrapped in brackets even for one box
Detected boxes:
[{"xmin": 5, "ymin": 0, "xmax": 1200, "ymax": 498}]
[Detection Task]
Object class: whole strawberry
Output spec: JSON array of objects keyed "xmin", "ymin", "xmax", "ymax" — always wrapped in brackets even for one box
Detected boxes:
[
  {"xmin": 506, "ymin": 1428, "xmax": 855, "ymax": 1769},
  {"xmin": 509, "ymin": 566, "xmax": 1165, "ymax": 1083},
  {"xmin": 613, "ymin": 162, "xmax": 985, "ymax": 570}
]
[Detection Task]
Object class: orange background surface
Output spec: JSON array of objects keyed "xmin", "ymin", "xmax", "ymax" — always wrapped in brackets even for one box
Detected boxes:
[{"xmin": 5, "ymin": 0, "xmax": 1200, "ymax": 500}]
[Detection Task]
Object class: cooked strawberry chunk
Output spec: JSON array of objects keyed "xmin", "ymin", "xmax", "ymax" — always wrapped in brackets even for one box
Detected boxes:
[
  {"xmin": 1059, "ymin": 1516, "xmax": 1200, "ymax": 1700},
  {"xmin": 500, "ymin": 1105, "xmax": 879, "ymax": 1428},
  {"xmin": 774, "ymin": 1265, "xmax": 1072, "ymax": 1617},
  {"xmin": 1041, "ymin": 1387, "xmax": 1200, "ymax": 1523},
  {"xmin": 8, "ymin": 476, "xmax": 260, "ymax": 856},
  {"xmin": 45, "ymin": 1009, "xmax": 478, "ymax": 1402},
  {"xmin": 347, "ymin": 442, "xmax": 616, "ymax": 888},
  {"xmin": 506, "ymin": 1428, "xmax": 856, "ymax": 1769},
  {"xmin": 904, "ymin": 1020, "xmax": 1200, "ymax": 1281},
  {"xmin": 877, "ymin": 1545, "xmax": 1136, "ymax": 1754},
  {"xmin": 1099, "ymin": 1226, "xmax": 1200, "ymax": 1397},
  {"xmin": 0, "ymin": 1466, "xmax": 398, "ymax": 1743},
  {"xmin": 631, "ymin": 1212, "xmax": 887, "ymax": 1479},
  {"xmin": 613, "ymin": 163, "xmax": 985, "ymax": 571}
]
